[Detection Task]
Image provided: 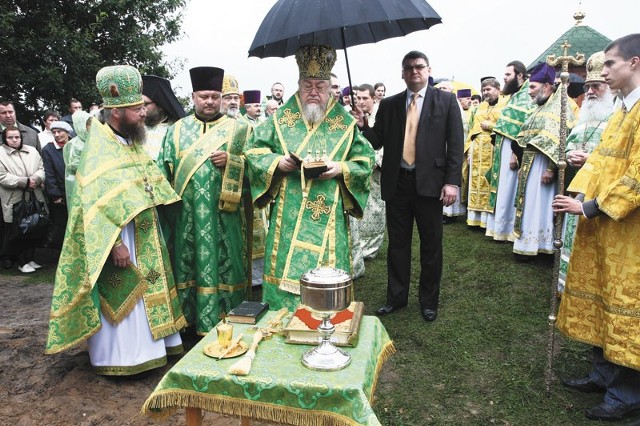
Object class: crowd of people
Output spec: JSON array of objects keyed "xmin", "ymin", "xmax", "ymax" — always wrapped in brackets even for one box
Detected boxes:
[{"xmin": 2, "ymin": 32, "xmax": 640, "ymax": 422}]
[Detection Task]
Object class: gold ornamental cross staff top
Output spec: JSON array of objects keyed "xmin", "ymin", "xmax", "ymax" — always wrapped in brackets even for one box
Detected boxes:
[{"xmin": 543, "ymin": 40, "xmax": 585, "ymax": 397}]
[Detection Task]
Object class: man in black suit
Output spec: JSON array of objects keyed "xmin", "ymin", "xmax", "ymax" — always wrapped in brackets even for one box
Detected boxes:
[{"xmin": 354, "ymin": 51, "xmax": 463, "ymax": 321}]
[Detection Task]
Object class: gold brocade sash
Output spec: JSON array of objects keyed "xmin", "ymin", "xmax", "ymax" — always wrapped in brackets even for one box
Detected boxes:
[
  {"xmin": 279, "ymin": 184, "xmax": 342, "ymax": 295},
  {"xmin": 46, "ymin": 122, "xmax": 182, "ymax": 354},
  {"xmin": 271, "ymin": 97, "xmax": 358, "ymax": 294},
  {"xmin": 173, "ymin": 117, "xmax": 248, "ymax": 212},
  {"xmin": 97, "ymin": 208, "xmax": 186, "ymax": 339}
]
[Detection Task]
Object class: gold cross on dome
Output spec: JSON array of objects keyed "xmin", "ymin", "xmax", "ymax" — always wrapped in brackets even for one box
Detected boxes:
[{"xmin": 305, "ymin": 194, "xmax": 331, "ymax": 221}]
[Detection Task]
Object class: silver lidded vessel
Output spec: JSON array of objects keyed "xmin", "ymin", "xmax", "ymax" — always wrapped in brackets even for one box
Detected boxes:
[{"xmin": 299, "ymin": 266, "xmax": 353, "ymax": 371}]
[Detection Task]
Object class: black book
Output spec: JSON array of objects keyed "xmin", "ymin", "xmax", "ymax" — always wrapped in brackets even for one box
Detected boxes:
[{"xmin": 226, "ymin": 301, "xmax": 269, "ymax": 324}]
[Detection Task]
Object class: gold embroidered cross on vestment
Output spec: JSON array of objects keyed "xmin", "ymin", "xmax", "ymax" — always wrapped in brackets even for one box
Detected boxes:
[
  {"xmin": 108, "ymin": 273, "xmax": 122, "ymax": 288},
  {"xmin": 146, "ymin": 269, "xmax": 161, "ymax": 284},
  {"xmin": 138, "ymin": 217, "xmax": 153, "ymax": 234},
  {"xmin": 278, "ymin": 109, "xmax": 301, "ymax": 127},
  {"xmin": 325, "ymin": 115, "xmax": 347, "ymax": 132},
  {"xmin": 305, "ymin": 194, "xmax": 331, "ymax": 221}
]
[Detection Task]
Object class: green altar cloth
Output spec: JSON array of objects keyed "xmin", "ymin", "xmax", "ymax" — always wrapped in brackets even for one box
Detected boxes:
[{"xmin": 142, "ymin": 311, "xmax": 395, "ymax": 425}]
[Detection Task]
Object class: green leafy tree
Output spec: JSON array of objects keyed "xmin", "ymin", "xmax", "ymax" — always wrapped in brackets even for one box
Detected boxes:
[{"xmin": 0, "ymin": 0, "xmax": 185, "ymax": 126}]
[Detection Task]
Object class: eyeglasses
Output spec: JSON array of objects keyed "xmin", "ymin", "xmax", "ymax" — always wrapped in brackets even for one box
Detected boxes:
[
  {"xmin": 402, "ymin": 64, "xmax": 428, "ymax": 72},
  {"xmin": 127, "ymin": 105, "xmax": 146, "ymax": 114},
  {"xmin": 300, "ymin": 85, "xmax": 328, "ymax": 94},
  {"xmin": 583, "ymin": 83, "xmax": 604, "ymax": 93}
]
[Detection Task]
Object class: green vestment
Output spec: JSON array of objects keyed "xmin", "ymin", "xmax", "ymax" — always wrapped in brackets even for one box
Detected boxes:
[
  {"xmin": 558, "ymin": 115, "xmax": 610, "ymax": 290},
  {"xmin": 487, "ymin": 81, "xmax": 536, "ymax": 208},
  {"xmin": 46, "ymin": 121, "xmax": 185, "ymax": 354},
  {"xmin": 244, "ymin": 95, "xmax": 374, "ymax": 311},
  {"xmin": 513, "ymin": 89, "xmax": 577, "ymax": 236},
  {"xmin": 157, "ymin": 114, "xmax": 252, "ymax": 335}
]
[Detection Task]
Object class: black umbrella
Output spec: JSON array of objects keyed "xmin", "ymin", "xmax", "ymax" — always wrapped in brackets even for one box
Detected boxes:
[{"xmin": 248, "ymin": 0, "xmax": 442, "ymax": 101}]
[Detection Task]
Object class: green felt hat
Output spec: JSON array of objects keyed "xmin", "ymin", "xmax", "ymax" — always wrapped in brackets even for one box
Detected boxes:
[{"xmin": 96, "ymin": 65, "xmax": 144, "ymax": 108}]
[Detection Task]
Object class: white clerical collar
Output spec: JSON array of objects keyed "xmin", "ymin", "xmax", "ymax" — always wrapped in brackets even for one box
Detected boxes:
[{"xmin": 623, "ymin": 86, "xmax": 640, "ymax": 111}]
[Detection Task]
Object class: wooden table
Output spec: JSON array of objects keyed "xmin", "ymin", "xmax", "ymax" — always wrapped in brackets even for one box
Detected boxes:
[{"xmin": 142, "ymin": 311, "xmax": 395, "ymax": 425}]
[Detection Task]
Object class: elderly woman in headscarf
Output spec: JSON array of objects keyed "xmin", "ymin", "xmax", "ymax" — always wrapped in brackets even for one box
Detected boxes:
[
  {"xmin": 41, "ymin": 120, "xmax": 73, "ymax": 249},
  {"xmin": 0, "ymin": 126, "xmax": 46, "ymax": 273},
  {"xmin": 63, "ymin": 110, "xmax": 92, "ymax": 206}
]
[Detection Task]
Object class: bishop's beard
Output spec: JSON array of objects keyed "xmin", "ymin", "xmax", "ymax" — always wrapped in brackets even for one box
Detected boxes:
[
  {"xmin": 579, "ymin": 91, "xmax": 615, "ymax": 124},
  {"xmin": 302, "ymin": 103, "xmax": 327, "ymax": 126}
]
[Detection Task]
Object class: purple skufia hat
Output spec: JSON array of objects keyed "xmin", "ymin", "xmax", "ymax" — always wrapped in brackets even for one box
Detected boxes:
[
  {"xmin": 529, "ymin": 62, "xmax": 556, "ymax": 85},
  {"xmin": 243, "ymin": 90, "xmax": 261, "ymax": 104},
  {"xmin": 342, "ymin": 87, "xmax": 351, "ymax": 96},
  {"xmin": 457, "ymin": 89, "xmax": 472, "ymax": 98}
]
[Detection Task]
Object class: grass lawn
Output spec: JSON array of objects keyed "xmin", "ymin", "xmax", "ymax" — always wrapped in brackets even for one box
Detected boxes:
[
  {"xmin": 356, "ymin": 220, "xmax": 615, "ymax": 425},
  {"xmin": 4, "ymin": 222, "xmax": 626, "ymax": 424}
]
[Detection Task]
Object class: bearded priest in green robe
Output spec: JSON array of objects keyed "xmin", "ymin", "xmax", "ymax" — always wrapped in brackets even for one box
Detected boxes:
[
  {"xmin": 245, "ymin": 44, "xmax": 374, "ymax": 311},
  {"xmin": 157, "ymin": 67, "xmax": 252, "ymax": 335},
  {"xmin": 46, "ymin": 65, "xmax": 186, "ymax": 375}
]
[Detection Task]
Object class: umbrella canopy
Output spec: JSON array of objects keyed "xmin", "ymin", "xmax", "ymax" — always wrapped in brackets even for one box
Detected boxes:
[{"xmin": 248, "ymin": 0, "xmax": 441, "ymax": 58}]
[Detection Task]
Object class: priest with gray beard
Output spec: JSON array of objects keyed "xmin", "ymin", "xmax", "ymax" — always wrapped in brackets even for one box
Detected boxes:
[
  {"xmin": 243, "ymin": 44, "xmax": 374, "ymax": 311},
  {"xmin": 557, "ymin": 51, "xmax": 615, "ymax": 292}
]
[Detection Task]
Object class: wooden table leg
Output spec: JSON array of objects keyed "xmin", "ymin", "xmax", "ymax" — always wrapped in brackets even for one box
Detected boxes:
[
  {"xmin": 185, "ymin": 407, "xmax": 203, "ymax": 426},
  {"xmin": 240, "ymin": 416, "xmax": 251, "ymax": 426}
]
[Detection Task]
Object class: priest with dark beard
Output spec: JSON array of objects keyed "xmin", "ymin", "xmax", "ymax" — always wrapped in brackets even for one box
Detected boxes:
[
  {"xmin": 244, "ymin": 44, "xmax": 374, "ymax": 311},
  {"xmin": 141, "ymin": 75, "xmax": 186, "ymax": 160},
  {"xmin": 485, "ymin": 60, "xmax": 536, "ymax": 241},
  {"xmin": 46, "ymin": 65, "xmax": 186, "ymax": 375}
]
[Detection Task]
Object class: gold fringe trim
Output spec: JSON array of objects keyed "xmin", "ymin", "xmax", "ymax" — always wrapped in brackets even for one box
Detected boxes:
[
  {"xmin": 369, "ymin": 340, "xmax": 396, "ymax": 401},
  {"xmin": 99, "ymin": 280, "xmax": 148, "ymax": 326},
  {"xmin": 141, "ymin": 340, "xmax": 397, "ymax": 424},
  {"xmin": 142, "ymin": 389, "xmax": 363, "ymax": 425}
]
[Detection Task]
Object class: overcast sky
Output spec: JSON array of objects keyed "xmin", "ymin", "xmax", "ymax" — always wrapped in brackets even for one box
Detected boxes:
[{"xmin": 162, "ymin": 0, "xmax": 637, "ymax": 100}]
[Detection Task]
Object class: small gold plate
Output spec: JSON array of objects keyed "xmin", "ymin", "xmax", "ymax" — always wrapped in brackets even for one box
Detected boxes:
[{"xmin": 203, "ymin": 340, "xmax": 249, "ymax": 359}]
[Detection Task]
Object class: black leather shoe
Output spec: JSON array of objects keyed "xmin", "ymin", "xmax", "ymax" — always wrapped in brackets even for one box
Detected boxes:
[
  {"xmin": 376, "ymin": 304, "xmax": 404, "ymax": 316},
  {"xmin": 2, "ymin": 259, "xmax": 14, "ymax": 270},
  {"xmin": 421, "ymin": 308, "xmax": 437, "ymax": 322},
  {"xmin": 562, "ymin": 376, "xmax": 605, "ymax": 393},
  {"xmin": 585, "ymin": 401, "xmax": 640, "ymax": 421}
]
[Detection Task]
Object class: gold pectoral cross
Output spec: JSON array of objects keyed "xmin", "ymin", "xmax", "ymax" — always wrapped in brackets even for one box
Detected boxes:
[
  {"xmin": 143, "ymin": 177, "xmax": 154, "ymax": 200},
  {"xmin": 305, "ymin": 194, "xmax": 331, "ymax": 221}
]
